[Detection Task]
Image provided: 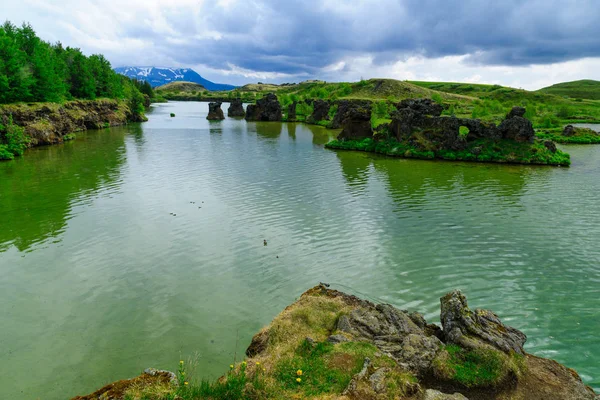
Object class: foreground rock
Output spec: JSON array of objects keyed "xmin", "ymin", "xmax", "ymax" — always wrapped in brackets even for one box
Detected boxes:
[
  {"xmin": 245, "ymin": 93, "xmax": 282, "ymax": 121},
  {"xmin": 227, "ymin": 98, "xmax": 245, "ymax": 117},
  {"xmin": 73, "ymin": 285, "xmax": 597, "ymax": 400},
  {"xmin": 207, "ymin": 102, "xmax": 225, "ymax": 120},
  {"xmin": 0, "ymin": 99, "xmax": 138, "ymax": 147}
]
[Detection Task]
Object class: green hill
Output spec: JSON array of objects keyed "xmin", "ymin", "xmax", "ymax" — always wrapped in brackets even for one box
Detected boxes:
[
  {"xmin": 537, "ymin": 80, "xmax": 600, "ymax": 100},
  {"xmin": 409, "ymin": 80, "xmax": 600, "ymax": 127},
  {"xmin": 155, "ymin": 81, "xmax": 206, "ymax": 93}
]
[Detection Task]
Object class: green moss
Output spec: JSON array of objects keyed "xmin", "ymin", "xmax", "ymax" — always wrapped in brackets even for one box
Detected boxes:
[
  {"xmin": 537, "ymin": 127, "xmax": 600, "ymax": 144},
  {"xmin": 325, "ymin": 137, "xmax": 570, "ymax": 166},
  {"xmin": 63, "ymin": 133, "xmax": 76, "ymax": 141},
  {"xmin": 432, "ymin": 345, "xmax": 525, "ymax": 388}
]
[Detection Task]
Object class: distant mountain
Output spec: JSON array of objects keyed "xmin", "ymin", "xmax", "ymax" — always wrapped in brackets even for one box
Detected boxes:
[
  {"xmin": 114, "ymin": 67, "xmax": 237, "ymax": 91},
  {"xmin": 538, "ymin": 79, "xmax": 600, "ymax": 100}
]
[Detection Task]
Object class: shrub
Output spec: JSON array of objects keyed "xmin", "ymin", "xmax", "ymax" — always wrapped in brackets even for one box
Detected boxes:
[{"xmin": 0, "ymin": 116, "xmax": 29, "ymax": 160}]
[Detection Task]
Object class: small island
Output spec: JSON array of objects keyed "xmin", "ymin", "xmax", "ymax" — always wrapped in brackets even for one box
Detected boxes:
[
  {"xmin": 72, "ymin": 285, "xmax": 597, "ymax": 399},
  {"xmin": 326, "ymin": 100, "xmax": 570, "ymax": 166}
]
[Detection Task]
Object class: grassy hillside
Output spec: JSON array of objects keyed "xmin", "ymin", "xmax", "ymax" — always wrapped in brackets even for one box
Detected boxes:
[
  {"xmin": 155, "ymin": 81, "xmax": 206, "ymax": 93},
  {"xmin": 410, "ymin": 80, "xmax": 600, "ymax": 128},
  {"xmin": 538, "ymin": 80, "xmax": 600, "ymax": 100}
]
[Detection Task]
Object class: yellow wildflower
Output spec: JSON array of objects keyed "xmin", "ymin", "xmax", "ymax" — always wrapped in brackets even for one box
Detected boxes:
[
  {"xmin": 242, "ymin": 361, "xmax": 247, "ymax": 366},
  {"xmin": 230, "ymin": 364, "xmax": 234, "ymax": 369},
  {"xmin": 296, "ymin": 378, "xmax": 302, "ymax": 383},
  {"xmin": 296, "ymin": 369, "xmax": 303, "ymax": 376},
  {"xmin": 179, "ymin": 360, "xmax": 184, "ymax": 365},
  {"xmin": 184, "ymin": 381, "xmax": 188, "ymax": 385},
  {"xmin": 256, "ymin": 362, "xmax": 260, "ymax": 366}
]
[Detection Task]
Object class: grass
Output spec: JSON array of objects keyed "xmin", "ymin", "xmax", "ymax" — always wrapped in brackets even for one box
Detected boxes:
[
  {"xmin": 538, "ymin": 79, "xmax": 600, "ymax": 100},
  {"xmin": 325, "ymin": 137, "xmax": 571, "ymax": 166},
  {"xmin": 432, "ymin": 345, "xmax": 526, "ymax": 388},
  {"xmin": 537, "ymin": 127, "xmax": 600, "ymax": 144},
  {"xmin": 120, "ymin": 289, "xmax": 420, "ymax": 400},
  {"xmin": 410, "ymin": 80, "xmax": 600, "ymax": 128}
]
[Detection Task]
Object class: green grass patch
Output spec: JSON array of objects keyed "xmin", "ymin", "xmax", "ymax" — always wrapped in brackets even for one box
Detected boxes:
[
  {"xmin": 432, "ymin": 345, "xmax": 526, "ymax": 388},
  {"xmin": 537, "ymin": 127, "xmax": 600, "ymax": 144},
  {"xmin": 325, "ymin": 137, "xmax": 570, "ymax": 166}
]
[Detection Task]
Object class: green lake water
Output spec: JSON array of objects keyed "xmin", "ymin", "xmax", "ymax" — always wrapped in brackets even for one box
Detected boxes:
[{"xmin": 1, "ymin": 102, "xmax": 599, "ymax": 399}]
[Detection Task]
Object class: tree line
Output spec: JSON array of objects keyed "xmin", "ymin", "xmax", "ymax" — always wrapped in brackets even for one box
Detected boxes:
[{"xmin": 0, "ymin": 21, "xmax": 152, "ymax": 113}]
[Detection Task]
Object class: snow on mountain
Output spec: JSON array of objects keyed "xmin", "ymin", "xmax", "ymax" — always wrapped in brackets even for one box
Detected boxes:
[{"xmin": 114, "ymin": 67, "xmax": 237, "ymax": 91}]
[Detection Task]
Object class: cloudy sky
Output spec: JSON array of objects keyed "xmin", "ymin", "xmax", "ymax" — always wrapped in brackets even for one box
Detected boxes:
[{"xmin": 4, "ymin": 0, "xmax": 600, "ymax": 89}]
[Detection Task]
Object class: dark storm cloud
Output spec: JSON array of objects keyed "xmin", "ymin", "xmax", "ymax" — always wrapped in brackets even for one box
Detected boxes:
[
  {"xmin": 70, "ymin": 0, "xmax": 599, "ymax": 75},
  {"xmin": 136, "ymin": 0, "xmax": 599, "ymax": 75}
]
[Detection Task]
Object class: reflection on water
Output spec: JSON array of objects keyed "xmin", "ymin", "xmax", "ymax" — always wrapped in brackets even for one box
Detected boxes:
[
  {"xmin": 0, "ymin": 127, "xmax": 129, "ymax": 252},
  {"xmin": 0, "ymin": 102, "xmax": 599, "ymax": 399}
]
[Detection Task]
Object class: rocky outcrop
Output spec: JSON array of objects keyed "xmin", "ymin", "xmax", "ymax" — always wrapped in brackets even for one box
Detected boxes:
[
  {"xmin": 245, "ymin": 93, "xmax": 282, "ymax": 121},
  {"xmin": 71, "ymin": 368, "xmax": 176, "ymax": 400},
  {"xmin": 398, "ymin": 98, "xmax": 444, "ymax": 117},
  {"xmin": 207, "ymin": 102, "xmax": 225, "ymax": 120},
  {"xmin": 287, "ymin": 101, "xmax": 297, "ymax": 122},
  {"xmin": 498, "ymin": 107, "xmax": 535, "ymax": 143},
  {"xmin": 307, "ymin": 99, "xmax": 331, "ymax": 123},
  {"xmin": 330, "ymin": 100, "xmax": 372, "ymax": 129},
  {"xmin": 440, "ymin": 290, "xmax": 527, "ymax": 355},
  {"xmin": 563, "ymin": 125, "xmax": 576, "ymax": 136},
  {"xmin": 0, "ymin": 99, "xmax": 136, "ymax": 147},
  {"xmin": 73, "ymin": 285, "xmax": 597, "ymax": 400},
  {"xmin": 336, "ymin": 102, "xmax": 373, "ymax": 140},
  {"xmin": 227, "ymin": 98, "xmax": 245, "ymax": 117}
]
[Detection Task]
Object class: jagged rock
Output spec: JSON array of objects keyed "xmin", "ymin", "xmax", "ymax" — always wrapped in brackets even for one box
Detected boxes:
[
  {"xmin": 287, "ymin": 102, "xmax": 297, "ymax": 122},
  {"xmin": 335, "ymin": 303, "xmax": 442, "ymax": 376},
  {"xmin": 369, "ymin": 367, "xmax": 390, "ymax": 393},
  {"xmin": 422, "ymin": 389, "xmax": 469, "ymax": 400},
  {"xmin": 327, "ymin": 334, "xmax": 349, "ymax": 343},
  {"xmin": 307, "ymin": 100, "xmax": 330, "ymax": 123},
  {"xmin": 245, "ymin": 93, "xmax": 282, "ymax": 121},
  {"xmin": 227, "ymin": 99, "xmax": 245, "ymax": 117},
  {"xmin": 544, "ymin": 140, "xmax": 557, "ymax": 153},
  {"xmin": 498, "ymin": 114, "xmax": 535, "ymax": 143},
  {"xmin": 563, "ymin": 125, "xmax": 576, "ymax": 136},
  {"xmin": 397, "ymin": 98, "xmax": 444, "ymax": 117},
  {"xmin": 507, "ymin": 106, "xmax": 527, "ymax": 119},
  {"xmin": 459, "ymin": 118, "xmax": 500, "ymax": 141},
  {"xmin": 246, "ymin": 330, "xmax": 269, "ymax": 357},
  {"xmin": 398, "ymin": 334, "xmax": 443, "ymax": 374},
  {"xmin": 336, "ymin": 102, "xmax": 373, "ymax": 140},
  {"xmin": 207, "ymin": 102, "xmax": 225, "ymax": 120},
  {"xmin": 440, "ymin": 290, "xmax": 527, "ymax": 355},
  {"xmin": 330, "ymin": 100, "xmax": 372, "ymax": 129}
]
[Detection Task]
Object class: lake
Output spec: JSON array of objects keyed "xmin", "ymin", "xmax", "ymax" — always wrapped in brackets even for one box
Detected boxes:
[{"xmin": 1, "ymin": 101, "xmax": 599, "ymax": 399}]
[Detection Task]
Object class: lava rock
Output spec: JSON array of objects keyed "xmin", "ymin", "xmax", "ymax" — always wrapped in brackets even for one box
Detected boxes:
[
  {"xmin": 207, "ymin": 102, "xmax": 225, "ymax": 120},
  {"xmin": 330, "ymin": 100, "xmax": 372, "ymax": 129},
  {"xmin": 336, "ymin": 102, "xmax": 373, "ymax": 140},
  {"xmin": 245, "ymin": 93, "xmax": 282, "ymax": 121},
  {"xmin": 440, "ymin": 290, "xmax": 527, "ymax": 355},
  {"xmin": 397, "ymin": 98, "xmax": 444, "ymax": 117},
  {"xmin": 544, "ymin": 140, "xmax": 558, "ymax": 153},
  {"xmin": 498, "ymin": 115, "xmax": 535, "ymax": 143},
  {"xmin": 506, "ymin": 106, "xmax": 527, "ymax": 119},
  {"xmin": 307, "ymin": 100, "xmax": 330, "ymax": 123},
  {"xmin": 287, "ymin": 101, "xmax": 297, "ymax": 122},
  {"xmin": 227, "ymin": 99, "xmax": 245, "ymax": 117}
]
